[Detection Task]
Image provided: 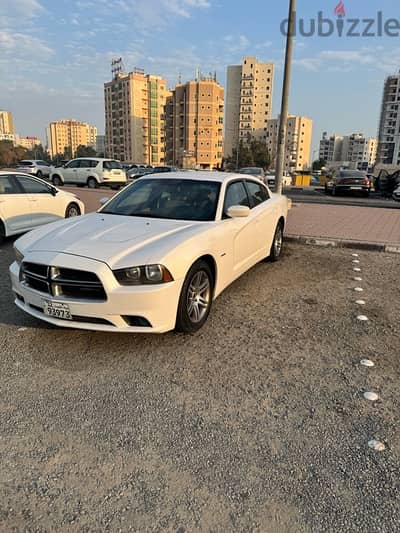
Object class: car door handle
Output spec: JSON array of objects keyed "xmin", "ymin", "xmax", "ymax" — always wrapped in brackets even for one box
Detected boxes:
[{"xmin": 30, "ymin": 199, "xmax": 38, "ymax": 202}]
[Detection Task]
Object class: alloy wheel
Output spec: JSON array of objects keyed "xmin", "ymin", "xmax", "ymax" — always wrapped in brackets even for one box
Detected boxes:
[{"xmin": 186, "ymin": 270, "xmax": 211, "ymax": 323}]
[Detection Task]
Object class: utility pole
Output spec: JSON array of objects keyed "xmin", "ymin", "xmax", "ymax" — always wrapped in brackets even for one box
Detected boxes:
[{"xmin": 275, "ymin": 0, "xmax": 296, "ymax": 194}]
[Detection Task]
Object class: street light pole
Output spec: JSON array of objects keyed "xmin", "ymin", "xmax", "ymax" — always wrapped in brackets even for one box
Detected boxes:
[{"xmin": 275, "ymin": 0, "xmax": 296, "ymax": 194}]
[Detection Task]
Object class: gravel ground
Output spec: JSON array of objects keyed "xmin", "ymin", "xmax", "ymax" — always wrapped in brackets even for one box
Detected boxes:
[{"xmin": 0, "ymin": 241, "xmax": 399, "ymax": 532}]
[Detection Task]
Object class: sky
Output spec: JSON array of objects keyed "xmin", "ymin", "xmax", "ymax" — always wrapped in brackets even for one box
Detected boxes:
[{"xmin": 1, "ymin": 0, "xmax": 400, "ymax": 154}]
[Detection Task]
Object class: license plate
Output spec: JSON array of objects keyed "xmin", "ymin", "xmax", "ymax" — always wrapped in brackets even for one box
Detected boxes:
[
  {"xmin": 43, "ymin": 300, "xmax": 72, "ymax": 320},
  {"xmin": 350, "ymin": 186, "xmax": 362, "ymax": 190}
]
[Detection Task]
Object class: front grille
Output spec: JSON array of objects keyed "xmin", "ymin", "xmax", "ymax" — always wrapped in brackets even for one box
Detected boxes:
[{"xmin": 21, "ymin": 262, "xmax": 106, "ymax": 301}]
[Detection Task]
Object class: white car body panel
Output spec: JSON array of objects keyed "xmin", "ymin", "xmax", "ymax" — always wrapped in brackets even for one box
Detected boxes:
[
  {"xmin": 10, "ymin": 172, "xmax": 288, "ymax": 333},
  {"xmin": 51, "ymin": 158, "xmax": 127, "ymax": 187},
  {"xmin": 0, "ymin": 171, "xmax": 85, "ymax": 238}
]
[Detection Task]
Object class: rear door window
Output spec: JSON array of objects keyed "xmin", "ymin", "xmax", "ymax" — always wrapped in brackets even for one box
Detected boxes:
[
  {"xmin": 65, "ymin": 160, "xmax": 80, "ymax": 169},
  {"xmin": 0, "ymin": 175, "xmax": 20, "ymax": 194}
]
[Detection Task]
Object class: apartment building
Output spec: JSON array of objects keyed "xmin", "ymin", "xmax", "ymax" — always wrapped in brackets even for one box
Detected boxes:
[
  {"xmin": 266, "ymin": 115, "xmax": 313, "ymax": 172},
  {"xmin": 165, "ymin": 77, "xmax": 224, "ymax": 170},
  {"xmin": 343, "ymin": 134, "xmax": 377, "ymax": 170},
  {"xmin": 377, "ymin": 73, "xmax": 400, "ymax": 165},
  {"xmin": 319, "ymin": 133, "xmax": 344, "ymax": 162},
  {"xmin": 17, "ymin": 136, "xmax": 41, "ymax": 151},
  {"xmin": 104, "ymin": 68, "xmax": 170, "ymax": 164},
  {"xmin": 0, "ymin": 110, "xmax": 14, "ymax": 135},
  {"xmin": 319, "ymin": 132, "xmax": 377, "ymax": 170},
  {"xmin": 47, "ymin": 119, "xmax": 98, "ymax": 158},
  {"xmin": 96, "ymin": 135, "xmax": 105, "ymax": 155},
  {"xmin": 224, "ymin": 57, "xmax": 274, "ymax": 158}
]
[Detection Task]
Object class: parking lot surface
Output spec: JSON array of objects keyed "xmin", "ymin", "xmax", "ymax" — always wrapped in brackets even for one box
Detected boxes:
[{"xmin": 1, "ymin": 242, "xmax": 400, "ymax": 531}]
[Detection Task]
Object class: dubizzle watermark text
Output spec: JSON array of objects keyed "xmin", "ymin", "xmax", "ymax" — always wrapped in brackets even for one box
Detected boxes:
[{"xmin": 281, "ymin": 2, "xmax": 400, "ymax": 38}]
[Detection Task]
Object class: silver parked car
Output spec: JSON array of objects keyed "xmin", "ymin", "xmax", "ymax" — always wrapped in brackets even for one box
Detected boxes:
[{"xmin": 17, "ymin": 160, "xmax": 53, "ymax": 179}]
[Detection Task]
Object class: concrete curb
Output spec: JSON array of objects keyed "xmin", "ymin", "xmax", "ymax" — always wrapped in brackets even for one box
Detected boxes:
[{"xmin": 285, "ymin": 234, "xmax": 400, "ymax": 254}]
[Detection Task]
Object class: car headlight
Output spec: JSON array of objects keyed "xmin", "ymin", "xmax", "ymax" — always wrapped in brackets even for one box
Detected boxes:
[
  {"xmin": 113, "ymin": 264, "xmax": 174, "ymax": 286},
  {"xmin": 14, "ymin": 246, "xmax": 24, "ymax": 266}
]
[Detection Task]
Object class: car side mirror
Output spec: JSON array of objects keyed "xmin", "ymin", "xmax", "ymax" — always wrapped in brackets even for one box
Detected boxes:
[
  {"xmin": 50, "ymin": 186, "xmax": 58, "ymax": 196},
  {"xmin": 99, "ymin": 197, "xmax": 110, "ymax": 206},
  {"xmin": 226, "ymin": 205, "xmax": 250, "ymax": 218}
]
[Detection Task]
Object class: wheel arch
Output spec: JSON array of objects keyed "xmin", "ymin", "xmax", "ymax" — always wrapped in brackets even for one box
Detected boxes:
[
  {"xmin": 0, "ymin": 217, "xmax": 6, "ymax": 239},
  {"xmin": 189, "ymin": 254, "xmax": 217, "ymax": 297},
  {"xmin": 52, "ymin": 173, "xmax": 64, "ymax": 183}
]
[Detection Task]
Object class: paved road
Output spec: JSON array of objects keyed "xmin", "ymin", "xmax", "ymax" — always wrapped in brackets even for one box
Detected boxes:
[
  {"xmin": 1, "ymin": 242, "xmax": 400, "ymax": 531},
  {"xmin": 286, "ymin": 187, "xmax": 400, "ymax": 210}
]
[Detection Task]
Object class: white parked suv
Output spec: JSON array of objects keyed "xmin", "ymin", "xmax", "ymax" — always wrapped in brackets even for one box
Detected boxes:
[
  {"xmin": 50, "ymin": 158, "xmax": 127, "ymax": 189},
  {"xmin": 17, "ymin": 160, "xmax": 53, "ymax": 179}
]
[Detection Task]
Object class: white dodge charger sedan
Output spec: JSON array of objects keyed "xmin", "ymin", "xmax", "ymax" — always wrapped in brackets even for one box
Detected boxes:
[
  {"xmin": 10, "ymin": 172, "xmax": 289, "ymax": 333},
  {"xmin": 0, "ymin": 171, "xmax": 84, "ymax": 242}
]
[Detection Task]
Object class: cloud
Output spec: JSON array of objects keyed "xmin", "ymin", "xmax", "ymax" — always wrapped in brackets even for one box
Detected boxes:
[
  {"xmin": 0, "ymin": 0, "xmax": 43, "ymax": 26},
  {"xmin": 74, "ymin": 0, "xmax": 211, "ymax": 32},
  {"xmin": 292, "ymin": 46, "xmax": 400, "ymax": 74},
  {"xmin": 222, "ymin": 34, "xmax": 250, "ymax": 54},
  {"xmin": 319, "ymin": 50, "xmax": 375, "ymax": 65},
  {"xmin": 0, "ymin": 31, "xmax": 54, "ymax": 59},
  {"xmin": 0, "ymin": 0, "xmax": 43, "ymax": 17}
]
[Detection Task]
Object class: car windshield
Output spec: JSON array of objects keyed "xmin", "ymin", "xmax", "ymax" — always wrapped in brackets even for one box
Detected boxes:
[
  {"xmin": 103, "ymin": 160, "xmax": 122, "ymax": 170},
  {"xmin": 101, "ymin": 178, "xmax": 221, "ymax": 221}
]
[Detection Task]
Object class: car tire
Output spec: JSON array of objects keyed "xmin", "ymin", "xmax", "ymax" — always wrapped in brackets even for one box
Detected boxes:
[
  {"xmin": 363, "ymin": 190, "xmax": 370, "ymax": 198},
  {"xmin": 87, "ymin": 177, "xmax": 98, "ymax": 189},
  {"xmin": 175, "ymin": 260, "xmax": 214, "ymax": 333},
  {"xmin": 0, "ymin": 220, "xmax": 5, "ymax": 244},
  {"xmin": 110, "ymin": 185, "xmax": 120, "ymax": 190},
  {"xmin": 269, "ymin": 221, "xmax": 284, "ymax": 262},
  {"xmin": 52, "ymin": 175, "xmax": 63, "ymax": 187},
  {"xmin": 65, "ymin": 203, "xmax": 81, "ymax": 218},
  {"xmin": 36, "ymin": 170, "xmax": 43, "ymax": 178}
]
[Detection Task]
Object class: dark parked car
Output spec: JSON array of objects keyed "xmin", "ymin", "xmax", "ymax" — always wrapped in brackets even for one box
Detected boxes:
[{"xmin": 325, "ymin": 170, "xmax": 371, "ymax": 197}]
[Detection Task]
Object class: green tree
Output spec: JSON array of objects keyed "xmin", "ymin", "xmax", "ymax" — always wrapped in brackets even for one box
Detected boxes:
[
  {"xmin": 0, "ymin": 140, "xmax": 29, "ymax": 167},
  {"xmin": 224, "ymin": 136, "xmax": 271, "ymax": 170},
  {"xmin": 27, "ymin": 144, "xmax": 51, "ymax": 161},
  {"xmin": 75, "ymin": 145, "xmax": 97, "ymax": 158},
  {"xmin": 312, "ymin": 159, "xmax": 326, "ymax": 171},
  {"xmin": 63, "ymin": 146, "xmax": 73, "ymax": 160},
  {"xmin": 249, "ymin": 137, "xmax": 271, "ymax": 169}
]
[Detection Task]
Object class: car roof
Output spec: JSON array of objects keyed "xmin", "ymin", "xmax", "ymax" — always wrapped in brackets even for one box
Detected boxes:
[
  {"xmin": 138, "ymin": 171, "xmax": 263, "ymax": 184},
  {"xmin": 72, "ymin": 157, "xmax": 115, "ymax": 161},
  {"xmin": 0, "ymin": 170, "xmax": 47, "ymax": 178}
]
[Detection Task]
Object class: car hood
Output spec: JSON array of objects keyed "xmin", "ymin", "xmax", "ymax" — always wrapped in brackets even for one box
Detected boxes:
[{"xmin": 18, "ymin": 213, "xmax": 195, "ymax": 268}]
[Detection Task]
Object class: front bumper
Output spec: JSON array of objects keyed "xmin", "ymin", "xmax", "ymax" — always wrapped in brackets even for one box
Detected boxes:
[{"xmin": 10, "ymin": 253, "xmax": 183, "ymax": 333}]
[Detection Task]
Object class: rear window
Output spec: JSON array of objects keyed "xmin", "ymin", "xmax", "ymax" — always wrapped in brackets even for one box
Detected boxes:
[
  {"xmin": 103, "ymin": 160, "xmax": 122, "ymax": 170},
  {"xmin": 239, "ymin": 168, "xmax": 264, "ymax": 175},
  {"xmin": 18, "ymin": 161, "xmax": 33, "ymax": 166},
  {"xmin": 340, "ymin": 171, "xmax": 366, "ymax": 178}
]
